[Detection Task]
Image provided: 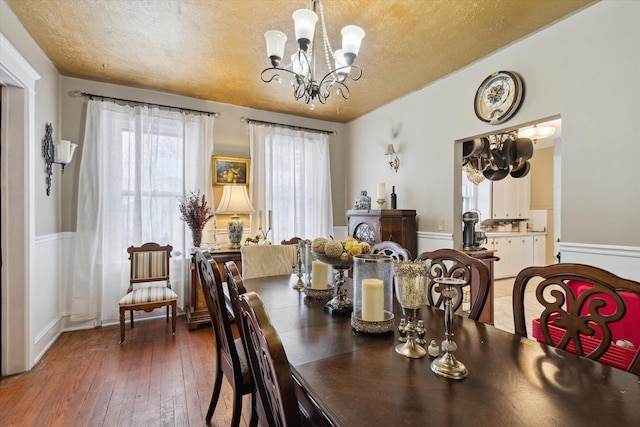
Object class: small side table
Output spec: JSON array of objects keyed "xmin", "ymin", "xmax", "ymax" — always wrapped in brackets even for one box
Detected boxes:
[{"xmin": 187, "ymin": 247, "xmax": 242, "ymax": 330}]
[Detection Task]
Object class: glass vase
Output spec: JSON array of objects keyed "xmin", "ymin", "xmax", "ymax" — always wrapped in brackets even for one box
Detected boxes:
[{"xmin": 351, "ymin": 254, "xmax": 394, "ymax": 333}]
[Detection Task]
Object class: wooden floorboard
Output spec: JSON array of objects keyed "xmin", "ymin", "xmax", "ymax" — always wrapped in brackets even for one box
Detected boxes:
[{"xmin": 0, "ymin": 317, "xmax": 256, "ymax": 426}]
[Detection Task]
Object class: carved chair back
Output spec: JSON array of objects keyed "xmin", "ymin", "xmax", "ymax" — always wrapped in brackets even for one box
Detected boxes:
[
  {"xmin": 415, "ymin": 248, "xmax": 490, "ymax": 321},
  {"xmin": 238, "ymin": 292, "xmax": 302, "ymax": 426},
  {"xmin": 513, "ymin": 263, "xmax": 640, "ymax": 375},
  {"xmin": 372, "ymin": 240, "xmax": 411, "ymax": 261}
]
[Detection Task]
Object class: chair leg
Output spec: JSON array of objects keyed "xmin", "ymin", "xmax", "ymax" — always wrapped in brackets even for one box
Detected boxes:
[
  {"xmin": 206, "ymin": 366, "xmax": 224, "ymax": 422},
  {"xmin": 166, "ymin": 305, "xmax": 169, "ymax": 322},
  {"xmin": 119, "ymin": 307, "xmax": 125, "ymax": 344},
  {"xmin": 129, "ymin": 309, "xmax": 134, "ymax": 328},
  {"xmin": 171, "ymin": 301, "xmax": 177, "ymax": 335},
  {"xmin": 248, "ymin": 389, "xmax": 258, "ymax": 427},
  {"xmin": 230, "ymin": 382, "xmax": 243, "ymax": 427}
]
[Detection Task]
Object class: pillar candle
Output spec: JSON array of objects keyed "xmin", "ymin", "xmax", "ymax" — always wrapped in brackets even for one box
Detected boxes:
[
  {"xmin": 377, "ymin": 183, "xmax": 385, "ymax": 200},
  {"xmin": 311, "ymin": 261, "xmax": 328, "ymax": 289},
  {"xmin": 361, "ymin": 278, "xmax": 384, "ymax": 321}
]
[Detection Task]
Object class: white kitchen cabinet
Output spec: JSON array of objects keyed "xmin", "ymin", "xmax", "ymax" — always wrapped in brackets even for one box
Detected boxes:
[
  {"xmin": 533, "ymin": 235, "xmax": 547, "ymax": 266},
  {"xmin": 490, "ymin": 236, "xmax": 520, "ymax": 279},
  {"xmin": 491, "ymin": 174, "xmax": 530, "ymax": 220},
  {"xmin": 520, "ymin": 235, "xmax": 534, "ymax": 270},
  {"xmin": 488, "ymin": 232, "xmax": 546, "ymax": 279}
]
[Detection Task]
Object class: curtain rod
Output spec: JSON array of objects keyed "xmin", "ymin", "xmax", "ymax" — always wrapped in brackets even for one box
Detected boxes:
[
  {"xmin": 240, "ymin": 117, "xmax": 336, "ymax": 135},
  {"xmin": 71, "ymin": 91, "xmax": 220, "ymax": 117}
]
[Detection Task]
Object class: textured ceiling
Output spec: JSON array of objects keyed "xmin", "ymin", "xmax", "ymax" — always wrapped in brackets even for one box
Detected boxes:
[{"xmin": 6, "ymin": 0, "xmax": 594, "ymax": 123}]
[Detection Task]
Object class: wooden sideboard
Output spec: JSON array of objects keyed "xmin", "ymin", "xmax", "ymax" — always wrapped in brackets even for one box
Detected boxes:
[
  {"xmin": 347, "ymin": 209, "xmax": 417, "ymax": 258},
  {"xmin": 187, "ymin": 247, "xmax": 242, "ymax": 330}
]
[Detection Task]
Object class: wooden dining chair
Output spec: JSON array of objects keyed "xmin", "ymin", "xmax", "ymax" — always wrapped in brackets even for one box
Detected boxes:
[
  {"xmin": 513, "ymin": 263, "xmax": 640, "ymax": 375},
  {"xmin": 224, "ymin": 261, "xmax": 247, "ymax": 322},
  {"xmin": 372, "ymin": 240, "xmax": 411, "ymax": 261},
  {"xmin": 240, "ymin": 244, "xmax": 297, "ymax": 280},
  {"xmin": 118, "ymin": 242, "xmax": 176, "ymax": 344},
  {"xmin": 415, "ymin": 248, "xmax": 490, "ymax": 321},
  {"xmin": 195, "ymin": 252, "xmax": 257, "ymax": 427},
  {"xmin": 237, "ymin": 291, "xmax": 313, "ymax": 426}
]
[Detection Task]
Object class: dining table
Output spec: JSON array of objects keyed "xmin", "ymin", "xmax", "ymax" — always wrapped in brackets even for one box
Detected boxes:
[{"xmin": 242, "ymin": 274, "xmax": 640, "ymax": 426}]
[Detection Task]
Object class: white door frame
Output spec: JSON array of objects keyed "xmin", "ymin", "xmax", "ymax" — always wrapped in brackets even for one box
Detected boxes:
[{"xmin": 0, "ymin": 33, "xmax": 40, "ymax": 375}]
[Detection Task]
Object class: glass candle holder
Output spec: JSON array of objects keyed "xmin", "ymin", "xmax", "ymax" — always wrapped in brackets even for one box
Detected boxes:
[
  {"xmin": 351, "ymin": 254, "xmax": 394, "ymax": 333},
  {"xmin": 303, "ymin": 248, "xmax": 334, "ymax": 300},
  {"xmin": 394, "ymin": 260, "xmax": 430, "ymax": 358}
]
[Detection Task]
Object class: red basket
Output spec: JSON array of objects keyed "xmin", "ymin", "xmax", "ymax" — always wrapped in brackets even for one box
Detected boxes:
[{"xmin": 532, "ymin": 315, "xmax": 636, "ymax": 371}]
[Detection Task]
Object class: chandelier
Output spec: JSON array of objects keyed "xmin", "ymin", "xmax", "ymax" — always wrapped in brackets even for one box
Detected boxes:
[{"xmin": 261, "ymin": 0, "xmax": 365, "ymax": 109}]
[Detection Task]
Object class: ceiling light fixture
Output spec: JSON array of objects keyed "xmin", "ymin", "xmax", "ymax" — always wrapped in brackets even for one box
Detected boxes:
[
  {"xmin": 261, "ymin": 0, "xmax": 365, "ymax": 110},
  {"xmin": 518, "ymin": 124, "xmax": 556, "ymax": 143}
]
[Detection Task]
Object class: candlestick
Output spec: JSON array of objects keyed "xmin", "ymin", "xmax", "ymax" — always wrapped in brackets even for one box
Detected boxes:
[
  {"xmin": 258, "ymin": 209, "xmax": 262, "ymax": 230},
  {"xmin": 268, "ymin": 210, "xmax": 272, "ymax": 230}
]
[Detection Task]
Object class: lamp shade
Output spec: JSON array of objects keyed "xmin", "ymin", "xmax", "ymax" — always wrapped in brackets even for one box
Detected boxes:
[
  {"xmin": 341, "ymin": 25, "xmax": 365, "ymax": 62},
  {"xmin": 54, "ymin": 140, "xmax": 78, "ymax": 164},
  {"xmin": 215, "ymin": 185, "xmax": 254, "ymax": 214},
  {"xmin": 265, "ymin": 30, "xmax": 287, "ymax": 63},
  {"xmin": 292, "ymin": 9, "xmax": 318, "ymax": 49}
]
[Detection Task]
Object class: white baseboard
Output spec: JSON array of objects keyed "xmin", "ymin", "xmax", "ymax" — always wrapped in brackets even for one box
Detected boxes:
[{"xmin": 33, "ymin": 315, "xmax": 64, "ymax": 366}]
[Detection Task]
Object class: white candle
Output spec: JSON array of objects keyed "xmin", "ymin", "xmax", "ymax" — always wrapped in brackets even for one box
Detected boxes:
[
  {"xmin": 377, "ymin": 183, "xmax": 385, "ymax": 200},
  {"xmin": 57, "ymin": 140, "xmax": 71, "ymax": 163},
  {"xmin": 311, "ymin": 261, "xmax": 328, "ymax": 289},
  {"xmin": 361, "ymin": 278, "xmax": 384, "ymax": 321},
  {"xmin": 258, "ymin": 210, "xmax": 262, "ymax": 229}
]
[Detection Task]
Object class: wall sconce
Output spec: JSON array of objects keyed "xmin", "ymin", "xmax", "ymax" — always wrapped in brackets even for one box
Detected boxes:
[
  {"xmin": 385, "ymin": 144, "xmax": 399, "ymax": 172},
  {"xmin": 42, "ymin": 122, "xmax": 78, "ymax": 196}
]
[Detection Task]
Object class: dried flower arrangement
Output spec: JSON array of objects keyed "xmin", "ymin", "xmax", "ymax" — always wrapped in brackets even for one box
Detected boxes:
[{"xmin": 179, "ymin": 190, "xmax": 214, "ymax": 247}]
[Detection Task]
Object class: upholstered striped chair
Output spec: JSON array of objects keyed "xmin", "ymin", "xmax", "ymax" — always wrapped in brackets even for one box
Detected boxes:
[{"xmin": 118, "ymin": 242, "xmax": 177, "ymax": 344}]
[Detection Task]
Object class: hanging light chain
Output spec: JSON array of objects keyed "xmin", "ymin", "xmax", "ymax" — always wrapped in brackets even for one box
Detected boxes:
[{"xmin": 318, "ymin": 0, "xmax": 335, "ymax": 75}]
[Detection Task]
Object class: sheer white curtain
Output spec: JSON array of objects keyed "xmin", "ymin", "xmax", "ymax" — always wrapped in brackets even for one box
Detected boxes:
[
  {"xmin": 69, "ymin": 100, "xmax": 214, "ymax": 324},
  {"xmin": 249, "ymin": 123, "xmax": 333, "ymax": 243}
]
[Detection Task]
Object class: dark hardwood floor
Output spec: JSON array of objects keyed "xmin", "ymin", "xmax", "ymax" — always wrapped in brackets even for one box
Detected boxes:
[{"xmin": 0, "ymin": 317, "xmax": 255, "ymax": 426}]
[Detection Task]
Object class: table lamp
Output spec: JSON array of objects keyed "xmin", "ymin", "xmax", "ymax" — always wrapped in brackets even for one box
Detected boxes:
[{"xmin": 215, "ymin": 185, "xmax": 254, "ymax": 248}]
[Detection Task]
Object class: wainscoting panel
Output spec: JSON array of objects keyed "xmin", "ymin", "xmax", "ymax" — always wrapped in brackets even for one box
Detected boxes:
[
  {"xmin": 417, "ymin": 231, "xmax": 454, "ymax": 256},
  {"xmin": 560, "ymin": 242, "xmax": 640, "ymax": 282},
  {"xmin": 32, "ymin": 233, "xmax": 64, "ymax": 366}
]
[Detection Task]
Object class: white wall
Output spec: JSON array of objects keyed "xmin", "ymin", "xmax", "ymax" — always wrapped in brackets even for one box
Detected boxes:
[{"xmin": 347, "ymin": 1, "xmax": 640, "ymax": 272}]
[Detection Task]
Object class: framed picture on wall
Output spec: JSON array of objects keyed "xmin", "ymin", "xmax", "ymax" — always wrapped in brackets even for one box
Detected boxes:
[{"xmin": 212, "ymin": 156, "xmax": 250, "ymax": 186}]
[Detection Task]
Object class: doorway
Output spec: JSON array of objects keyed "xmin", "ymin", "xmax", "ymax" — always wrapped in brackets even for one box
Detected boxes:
[
  {"xmin": 0, "ymin": 36, "xmax": 39, "ymax": 375},
  {"xmin": 459, "ymin": 117, "xmax": 561, "ymax": 273}
]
